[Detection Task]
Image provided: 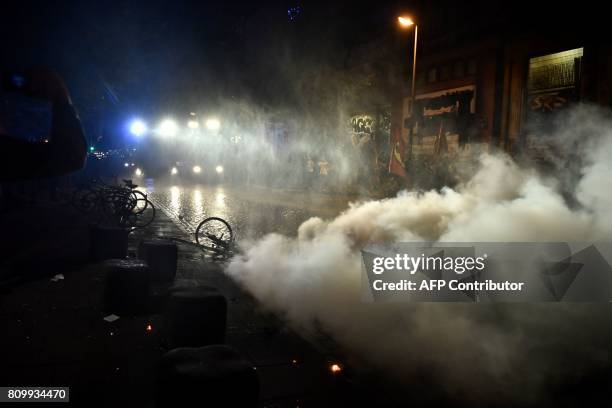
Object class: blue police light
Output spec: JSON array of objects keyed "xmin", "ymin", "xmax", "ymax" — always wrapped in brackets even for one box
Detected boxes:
[{"xmin": 129, "ymin": 119, "xmax": 148, "ymax": 137}]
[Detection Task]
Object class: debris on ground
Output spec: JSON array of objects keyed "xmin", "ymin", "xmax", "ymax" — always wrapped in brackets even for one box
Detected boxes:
[{"xmin": 103, "ymin": 314, "xmax": 120, "ymax": 323}]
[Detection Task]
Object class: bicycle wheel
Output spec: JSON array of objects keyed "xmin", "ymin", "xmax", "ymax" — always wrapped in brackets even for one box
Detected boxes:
[
  {"xmin": 102, "ymin": 189, "xmax": 131, "ymax": 216},
  {"xmin": 195, "ymin": 217, "xmax": 233, "ymax": 250},
  {"xmin": 123, "ymin": 200, "xmax": 156, "ymax": 229},
  {"xmin": 130, "ymin": 190, "xmax": 149, "ymax": 214}
]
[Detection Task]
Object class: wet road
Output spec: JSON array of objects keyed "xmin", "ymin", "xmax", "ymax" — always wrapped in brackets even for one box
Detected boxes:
[{"xmin": 144, "ymin": 180, "xmax": 360, "ymax": 240}]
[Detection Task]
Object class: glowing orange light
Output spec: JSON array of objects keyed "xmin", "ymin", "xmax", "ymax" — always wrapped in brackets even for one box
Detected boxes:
[
  {"xmin": 146, "ymin": 324, "xmax": 153, "ymax": 332},
  {"xmin": 398, "ymin": 16, "xmax": 415, "ymax": 27},
  {"xmin": 330, "ymin": 363, "xmax": 342, "ymax": 374}
]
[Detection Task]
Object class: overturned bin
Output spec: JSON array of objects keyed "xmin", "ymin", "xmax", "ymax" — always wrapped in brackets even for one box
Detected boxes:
[
  {"xmin": 103, "ymin": 259, "xmax": 150, "ymax": 313},
  {"xmin": 138, "ymin": 239, "xmax": 177, "ymax": 282},
  {"xmin": 163, "ymin": 286, "xmax": 227, "ymax": 348},
  {"xmin": 156, "ymin": 345, "xmax": 259, "ymax": 407}
]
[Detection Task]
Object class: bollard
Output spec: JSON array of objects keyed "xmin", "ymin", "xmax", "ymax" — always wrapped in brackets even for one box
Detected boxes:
[
  {"xmin": 90, "ymin": 226, "xmax": 129, "ymax": 261},
  {"xmin": 163, "ymin": 286, "xmax": 227, "ymax": 348},
  {"xmin": 103, "ymin": 259, "xmax": 150, "ymax": 313},
  {"xmin": 137, "ymin": 239, "xmax": 177, "ymax": 282},
  {"xmin": 156, "ymin": 345, "xmax": 259, "ymax": 407}
]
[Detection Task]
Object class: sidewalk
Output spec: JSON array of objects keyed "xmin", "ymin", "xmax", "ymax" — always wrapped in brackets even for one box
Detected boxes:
[{"xmin": 0, "ymin": 207, "xmax": 358, "ymax": 406}]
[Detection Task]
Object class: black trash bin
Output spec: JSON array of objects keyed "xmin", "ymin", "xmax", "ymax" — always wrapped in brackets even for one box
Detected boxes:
[
  {"xmin": 163, "ymin": 285, "xmax": 227, "ymax": 348},
  {"xmin": 138, "ymin": 239, "xmax": 178, "ymax": 282},
  {"xmin": 104, "ymin": 259, "xmax": 150, "ymax": 313}
]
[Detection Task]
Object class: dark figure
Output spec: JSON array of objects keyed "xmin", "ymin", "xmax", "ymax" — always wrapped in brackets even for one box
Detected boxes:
[{"xmin": 0, "ymin": 70, "xmax": 87, "ymax": 181}]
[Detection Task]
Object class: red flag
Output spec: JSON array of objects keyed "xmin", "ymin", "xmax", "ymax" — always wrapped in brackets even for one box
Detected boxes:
[
  {"xmin": 389, "ymin": 101, "xmax": 408, "ymax": 179},
  {"xmin": 434, "ymin": 120, "xmax": 448, "ymax": 156}
]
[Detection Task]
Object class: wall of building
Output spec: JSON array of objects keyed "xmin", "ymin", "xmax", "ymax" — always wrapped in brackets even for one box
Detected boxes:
[
  {"xmin": 346, "ymin": 25, "xmax": 612, "ymax": 184},
  {"xmin": 399, "ymin": 38, "xmax": 500, "ymax": 159},
  {"xmin": 400, "ymin": 34, "xmax": 612, "ymax": 162},
  {"xmin": 499, "ymin": 41, "xmax": 612, "ymax": 163}
]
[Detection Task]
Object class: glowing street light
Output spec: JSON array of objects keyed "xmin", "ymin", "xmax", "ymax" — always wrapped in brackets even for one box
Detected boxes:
[
  {"xmin": 330, "ymin": 363, "xmax": 343, "ymax": 374},
  {"xmin": 171, "ymin": 166, "xmax": 178, "ymax": 175},
  {"xmin": 187, "ymin": 120, "xmax": 200, "ymax": 129},
  {"xmin": 158, "ymin": 119, "xmax": 179, "ymax": 137},
  {"xmin": 397, "ymin": 16, "xmax": 414, "ymax": 27},
  {"xmin": 135, "ymin": 168, "xmax": 143, "ymax": 177},
  {"xmin": 205, "ymin": 118, "xmax": 221, "ymax": 131},
  {"xmin": 129, "ymin": 119, "xmax": 148, "ymax": 136},
  {"xmin": 398, "ymin": 14, "xmax": 418, "ymax": 159},
  {"xmin": 215, "ymin": 165, "xmax": 224, "ymax": 174},
  {"xmin": 192, "ymin": 165, "xmax": 202, "ymax": 174}
]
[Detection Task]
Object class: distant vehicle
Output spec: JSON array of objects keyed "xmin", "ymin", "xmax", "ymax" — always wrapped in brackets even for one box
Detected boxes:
[{"xmin": 168, "ymin": 161, "xmax": 224, "ymax": 183}]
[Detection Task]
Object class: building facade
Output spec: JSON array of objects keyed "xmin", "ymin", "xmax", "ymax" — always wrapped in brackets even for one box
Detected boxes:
[{"xmin": 396, "ymin": 31, "xmax": 612, "ymax": 169}]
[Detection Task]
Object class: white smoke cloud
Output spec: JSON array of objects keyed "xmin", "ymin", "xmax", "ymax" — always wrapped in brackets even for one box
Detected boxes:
[{"xmin": 225, "ymin": 105, "xmax": 612, "ymax": 403}]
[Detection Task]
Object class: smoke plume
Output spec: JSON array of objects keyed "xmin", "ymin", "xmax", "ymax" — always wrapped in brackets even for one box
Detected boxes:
[{"xmin": 225, "ymin": 105, "xmax": 612, "ymax": 404}]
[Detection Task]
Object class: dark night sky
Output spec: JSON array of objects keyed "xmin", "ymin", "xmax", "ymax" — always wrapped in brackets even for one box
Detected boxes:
[{"xmin": 0, "ymin": 0, "xmax": 604, "ymax": 147}]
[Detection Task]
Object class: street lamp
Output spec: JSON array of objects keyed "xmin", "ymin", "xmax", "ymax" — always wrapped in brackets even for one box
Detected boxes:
[
  {"xmin": 398, "ymin": 16, "xmax": 414, "ymax": 27},
  {"xmin": 398, "ymin": 15, "xmax": 418, "ymax": 159}
]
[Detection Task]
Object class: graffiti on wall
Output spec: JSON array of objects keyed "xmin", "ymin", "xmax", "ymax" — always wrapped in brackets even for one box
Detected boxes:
[
  {"xmin": 350, "ymin": 114, "xmax": 375, "ymax": 148},
  {"xmin": 350, "ymin": 111, "xmax": 395, "ymax": 182},
  {"xmin": 351, "ymin": 115, "xmax": 374, "ymax": 134}
]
